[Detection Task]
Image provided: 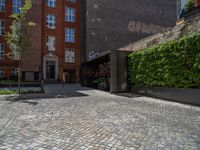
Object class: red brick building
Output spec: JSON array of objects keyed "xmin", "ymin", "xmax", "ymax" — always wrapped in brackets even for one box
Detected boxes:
[{"xmin": 0, "ymin": 0, "xmax": 80, "ymax": 82}]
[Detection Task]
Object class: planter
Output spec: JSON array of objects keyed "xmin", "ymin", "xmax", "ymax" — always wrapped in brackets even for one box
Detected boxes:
[{"xmin": 131, "ymin": 86, "xmax": 200, "ymax": 106}]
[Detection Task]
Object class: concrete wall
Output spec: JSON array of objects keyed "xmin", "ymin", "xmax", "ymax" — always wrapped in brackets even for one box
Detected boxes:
[
  {"xmin": 84, "ymin": 0, "xmax": 177, "ymax": 62},
  {"xmin": 132, "ymin": 86, "xmax": 200, "ymax": 106},
  {"xmin": 110, "ymin": 50, "xmax": 129, "ymax": 93}
]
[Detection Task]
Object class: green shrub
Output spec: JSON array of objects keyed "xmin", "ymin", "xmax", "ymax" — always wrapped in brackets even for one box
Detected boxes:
[
  {"xmin": 0, "ymin": 89, "xmax": 17, "ymax": 95},
  {"xmin": 128, "ymin": 32, "xmax": 200, "ymax": 88},
  {"xmin": 0, "ymin": 80, "xmax": 16, "ymax": 83},
  {"xmin": 184, "ymin": 0, "xmax": 196, "ymax": 12}
]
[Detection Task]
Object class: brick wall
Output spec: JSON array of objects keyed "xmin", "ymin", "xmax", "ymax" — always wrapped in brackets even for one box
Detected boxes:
[
  {"xmin": 118, "ymin": 16, "xmax": 200, "ymax": 52},
  {"xmin": 21, "ymin": 0, "xmax": 42, "ymax": 72},
  {"xmin": 83, "ymin": 0, "xmax": 177, "ymax": 62},
  {"xmin": 197, "ymin": 0, "xmax": 200, "ymax": 7}
]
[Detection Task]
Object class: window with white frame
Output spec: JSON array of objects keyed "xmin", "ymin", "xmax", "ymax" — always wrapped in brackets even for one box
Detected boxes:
[
  {"xmin": 12, "ymin": 0, "xmax": 22, "ymax": 14},
  {"xmin": 0, "ymin": 43, "xmax": 4, "ymax": 59},
  {"xmin": 46, "ymin": 36, "xmax": 56, "ymax": 51},
  {"xmin": 0, "ymin": 68, "xmax": 4, "ymax": 78},
  {"xmin": 65, "ymin": 49, "xmax": 75, "ymax": 63},
  {"xmin": 46, "ymin": 14, "xmax": 56, "ymax": 29},
  {"xmin": 0, "ymin": 0, "xmax": 5, "ymax": 12},
  {"xmin": 67, "ymin": 0, "xmax": 76, "ymax": 3},
  {"xmin": 65, "ymin": 28, "xmax": 75, "ymax": 43},
  {"xmin": 46, "ymin": 0, "xmax": 56, "ymax": 7},
  {"xmin": 65, "ymin": 7, "xmax": 75, "ymax": 22},
  {"xmin": 12, "ymin": 68, "xmax": 18, "ymax": 76},
  {"xmin": 0, "ymin": 20, "xmax": 5, "ymax": 36}
]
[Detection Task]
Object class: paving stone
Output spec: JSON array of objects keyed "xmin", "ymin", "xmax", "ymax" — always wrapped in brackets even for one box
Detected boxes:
[{"xmin": 0, "ymin": 84, "xmax": 200, "ymax": 150}]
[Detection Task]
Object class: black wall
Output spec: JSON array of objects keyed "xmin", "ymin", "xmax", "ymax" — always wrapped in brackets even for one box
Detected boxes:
[{"xmin": 81, "ymin": 0, "xmax": 177, "ymax": 62}]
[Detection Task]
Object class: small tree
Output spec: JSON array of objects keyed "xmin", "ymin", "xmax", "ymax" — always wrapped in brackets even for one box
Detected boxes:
[{"xmin": 6, "ymin": 0, "xmax": 34, "ymax": 94}]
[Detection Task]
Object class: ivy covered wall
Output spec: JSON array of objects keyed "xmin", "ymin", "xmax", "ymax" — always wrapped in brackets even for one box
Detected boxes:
[{"xmin": 128, "ymin": 33, "xmax": 200, "ymax": 88}]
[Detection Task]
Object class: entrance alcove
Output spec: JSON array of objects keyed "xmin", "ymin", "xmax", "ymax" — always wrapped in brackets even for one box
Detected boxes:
[{"xmin": 43, "ymin": 52, "xmax": 58, "ymax": 81}]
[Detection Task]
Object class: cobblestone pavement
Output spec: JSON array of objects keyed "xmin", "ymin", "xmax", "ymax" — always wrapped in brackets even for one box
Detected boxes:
[{"xmin": 0, "ymin": 84, "xmax": 200, "ymax": 150}]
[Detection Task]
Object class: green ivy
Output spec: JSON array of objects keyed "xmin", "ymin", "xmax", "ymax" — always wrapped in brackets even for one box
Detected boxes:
[
  {"xmin": 184, "ymin": 0, "xmax": 196, "ymax": 12},
  {"xmin": 128, "ymin": 33, "xmax": 200, "ymax": 88}
]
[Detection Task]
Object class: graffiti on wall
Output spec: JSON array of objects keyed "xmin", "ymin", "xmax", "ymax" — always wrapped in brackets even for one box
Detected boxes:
[
  {"xmin": 85, "ymin": 61, "xmax": 110, "ymax": 91},
  {"xmin": 128, "ymin": 21, "xmax": 167, "ymax": 34},
  {"xmin": 88, "ymin": 51, "xmax": 100, "ymax": 61}
]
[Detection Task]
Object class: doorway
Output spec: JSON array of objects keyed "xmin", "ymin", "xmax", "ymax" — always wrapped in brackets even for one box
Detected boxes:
[{"xmin": 46, "ymin": 61, "xmax": 55, "ymax": 80}]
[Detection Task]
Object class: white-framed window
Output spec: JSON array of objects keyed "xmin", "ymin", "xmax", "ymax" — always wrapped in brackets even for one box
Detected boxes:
[
  {"xmin": 65, "ymin": 49, "xmax": 75, "ymax": 63},
  {"xmin": 0, "ymin": 0, "xmax": 5, "ymax": 12},
  {"xmin": 67, "ymin": 0, "xmax": 76, "ymax": 3},
  {"xmin": 0, "ymin": 68, "xmax": 4, "ymax": 78},
  {"xmin": 65, "ymin": 28, "xmax": 75, "ymax": 43},
  {"xmin": 46, "ymin": 0, "xmax": 56, "ymax": 8},
  {"xmin": 12, "ymin": 0, "xmax": 22, "ymax": 14},
  {"xmin": 12, "ymin": 68, "xmax": 18, "ymax": 76},
  {"xmin": 0, "ymin": 43, "xmax": 4, "ymax": 59},
  {"xmin": 46, "ymin": 14, "xmax": 56, "ymax": 29},
  {"xmin": 46, "ymin": 36, "xmax": 56, "ymax": 51},
  {"xmin": 65, "ymin": 7, "xmax": 76, "ymax": 22},
  {"xmin": 0, "ymin": 20, "xmax": 5, "ymax": 36}
]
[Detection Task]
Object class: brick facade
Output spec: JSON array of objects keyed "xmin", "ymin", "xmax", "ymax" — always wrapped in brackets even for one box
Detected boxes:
[
  {"xmin": 0, "ymin": 1, "xmax": 18, "ymax": 79},
  {"xmin": 42, "ymin": 0, "xmax": 80, "ymax": 82},
  {"xmin": 21, "ymin": 0, "xmax": 42, "ymax": 74},
  {"xmin": 0, "ymin": 0, "xmax": 81, "ymax": 82},
  {"xmin": 197, "ymin": 0, "xmax": 200, "ymax": 7}
]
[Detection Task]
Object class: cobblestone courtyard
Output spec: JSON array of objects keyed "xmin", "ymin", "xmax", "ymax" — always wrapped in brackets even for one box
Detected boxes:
[{"xmin": 0, "ymin": 84, "xmax": 200, "ymax": 150}]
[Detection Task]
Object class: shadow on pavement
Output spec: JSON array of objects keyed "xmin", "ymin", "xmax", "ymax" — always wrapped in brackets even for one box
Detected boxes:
[
  {"xmin": 2, "ymin": 84, "xmax": 93, "ymax": 105},
  {"xmin": 3, "ymin": 92, "xmax": 89, "ymax": 105},
  {"xmin": 113, "ymin": 93, "xmax": 143, "ymax": 98}
]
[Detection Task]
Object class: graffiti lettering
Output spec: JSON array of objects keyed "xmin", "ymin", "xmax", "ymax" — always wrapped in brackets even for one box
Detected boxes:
[{"xmin": 128, "ymin": 21, "xmax": 167, "ymax": 34}]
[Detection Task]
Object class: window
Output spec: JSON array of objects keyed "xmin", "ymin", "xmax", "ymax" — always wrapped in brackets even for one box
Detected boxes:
[
  {"xmin": 12, "ymin": 0, "xmax": 22, "ymax": 14},
  {"xmin": 0, "ymin": 0, "xmax": 5, "ymax": 12},
  {"xmin": 12, "ymin": 68, "xmax": 18, "ymax": 76},
  {"xmin": 65, "ymin": 49, "xmax": 75, "ymax": 63},
  {"xmin": 0, "ymin": 68, "xmax": 4, "ymax": 78},
  {"xmin": 46, "ymin": 0, "xmax": 56, "ymax": 7},
  {"xmin": 65, "ymin": 28, "xmax": 75, "ymax": 43},
  {"xmin": 46, "ymin": 36, "xmax": 56, "ymax": 51},
  {"xmin": 46, "ymin": 14, "xmax": 56, "ymax": 29},
  {"xmin": 0, "ymin": 20, "xmax": 5, "ymax": 36},
  {"xmin": 67, "ymin": 0, "xmax": 76, "ymax": 3},
  {"xmin": 65, "ymin": 7, "xmax": 76, "ymax": 22},
  {"xmin": 0, "ymin": 44, "xmax": 4, "ymax": 59}
]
